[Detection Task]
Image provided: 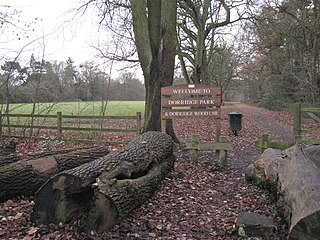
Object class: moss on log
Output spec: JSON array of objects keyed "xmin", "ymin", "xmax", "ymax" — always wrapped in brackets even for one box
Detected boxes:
[{"xmin": 31, "ymin": 131, "xmax": 175, "ymax": 231}]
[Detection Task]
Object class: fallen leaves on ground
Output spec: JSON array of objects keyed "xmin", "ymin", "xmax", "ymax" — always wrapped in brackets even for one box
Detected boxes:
[{"xmin": 0, "ymin": 103, "xmax": 291, "ymax": 239}]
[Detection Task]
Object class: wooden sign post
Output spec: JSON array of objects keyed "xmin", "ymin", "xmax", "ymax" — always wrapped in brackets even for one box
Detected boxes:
[
  {"xmin": 161, "ymin": 84, "xmax": 232, "ymax": 167},
  {"xmin": 161, "ymin": 84, "xmax": 222, "ymax": 139}
]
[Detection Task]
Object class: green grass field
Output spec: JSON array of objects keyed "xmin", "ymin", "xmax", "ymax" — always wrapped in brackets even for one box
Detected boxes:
[{"xmin": 3, "ymin": 101, "xmax": 145, "ymax": 116}]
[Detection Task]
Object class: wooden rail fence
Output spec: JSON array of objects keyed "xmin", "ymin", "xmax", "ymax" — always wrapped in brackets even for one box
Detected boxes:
[
  {"xmin": 255, "ymin": 133, "xmax": 294, "ymax": 151},
  {"xmin": 256, "ymin": 103, "xmax": 320, "ymax": 151},
  {"xmin": 293, "ymin": 103, "xmax": 320, "ymax": 145},
  {"xmin": 0, "ymin": 112, "xmax": 142, "ymax": 144}
]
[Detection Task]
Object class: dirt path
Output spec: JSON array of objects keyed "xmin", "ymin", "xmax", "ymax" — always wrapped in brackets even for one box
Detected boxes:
[
  {"xmin": 223, "ymin": 103, "xmax": 294, "ymax": 172},
  {"xmin": 235, "ymin": 103, "xmax": 294, "ymax": 142}
]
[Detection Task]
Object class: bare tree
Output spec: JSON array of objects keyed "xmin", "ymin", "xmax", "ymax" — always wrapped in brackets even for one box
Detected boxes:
[{"xmin": 177, "ymin": 0, "xmax": 252, "ymax": 85}]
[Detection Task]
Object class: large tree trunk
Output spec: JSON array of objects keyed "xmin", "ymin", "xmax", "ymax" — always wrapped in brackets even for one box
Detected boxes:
[
  {"xmin": 159, "ymin": 0, "xmax": 179, "ymax": 142},
  {"xmin": 31, "ymin": 131, "xmax": 175, "ymax": 231},
  {"xmin": 0, "ymin": 146, "xmax": 109, "ymax": 202},
  {"xmin": 246, "ymin": 145, "xmax": 320, "ymax": 240},
  {"xmin": 131, "ymin": 0, "xmax": 177, "ymax": 138}
]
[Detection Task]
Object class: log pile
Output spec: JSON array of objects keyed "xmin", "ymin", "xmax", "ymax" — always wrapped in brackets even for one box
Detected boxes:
[
  {"xmin": 31, "ymin": 131, "xmax": 175, "ymax": 231},
  {"xmin": 0, "ymin": 146, "xmax": 110, "ymax": 202},
  {"xmin": 246, "ymin": 144, "xmax": 320, "ymax": 240}
]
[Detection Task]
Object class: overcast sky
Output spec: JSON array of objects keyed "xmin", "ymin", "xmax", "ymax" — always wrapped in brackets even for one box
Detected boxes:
[{"xmin": 0, "ymin": 0, "xmax": 109, "ymax": 69}]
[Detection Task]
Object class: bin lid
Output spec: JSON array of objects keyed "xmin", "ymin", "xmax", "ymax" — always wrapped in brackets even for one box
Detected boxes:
[{"xmin": 229, "ymin": 112, "xmax": 242, "ymax": 115}]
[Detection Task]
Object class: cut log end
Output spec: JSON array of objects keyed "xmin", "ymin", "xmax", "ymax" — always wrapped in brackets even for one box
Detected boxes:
[
  {"xmin": 31, "ymin": 173, "xmax": 87, "ymax": 224},
  {"xmin": 87, "ymin": 193, "xmax": 118, "ymax": 231}
]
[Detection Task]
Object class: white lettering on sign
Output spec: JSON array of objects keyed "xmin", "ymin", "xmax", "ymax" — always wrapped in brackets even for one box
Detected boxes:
[
  {"xmin": 164, "ymin": 111, "xmax": 193, "ymax": 117},
  {"xmin": 163, "ymin": 110, "xmax": 218, "ymax": 118},
  {"xmin": 167, "ymin": 99, "xmax": 215, "ymax": 106},
  {"xmin": 172, "ymin": 88, "xmax": 212, "ymax": 94},
  {"xmin": 161, "ymin": 85, "xmax": 221, "ymax": 121},
  {"xmin": 168, "ymin": 99, "xmax": 199, "ymax": 105},
  {"xmin": 193, "ymin": 111, "xmax": 218, "ymax": 116},
  {"xmin": 199, "ymin": 99, "xmax": 215, "ymax": 105}
]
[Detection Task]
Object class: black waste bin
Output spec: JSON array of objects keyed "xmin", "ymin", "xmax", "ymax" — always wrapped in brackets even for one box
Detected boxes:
[{"xmin": 229, "ymin": 112, "xmax": 242, "ymax": 136}]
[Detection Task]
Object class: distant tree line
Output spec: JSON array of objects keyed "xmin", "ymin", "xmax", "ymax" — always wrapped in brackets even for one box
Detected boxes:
[
  {"xmin": 0, "ymin": 55, "xmax": 145, "ymax": 104},
  {"xmin": 239, "ymin": 0, "xmax": 320, "ymax": 108}
]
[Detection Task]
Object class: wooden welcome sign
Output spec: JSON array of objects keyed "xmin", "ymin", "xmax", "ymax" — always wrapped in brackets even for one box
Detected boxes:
[{"xmin": 161, "ymin": 84, "xmax": 222, "ymax": 138}]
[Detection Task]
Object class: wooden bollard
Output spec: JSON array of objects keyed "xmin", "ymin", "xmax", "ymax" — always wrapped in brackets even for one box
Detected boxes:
[
  {"xmin": 189, "ymin": 133, "xmax": 200, "ymax": 163},
  {"xmin": 218, "ymin": 136, "xmax": 228, "ymax": 167}
]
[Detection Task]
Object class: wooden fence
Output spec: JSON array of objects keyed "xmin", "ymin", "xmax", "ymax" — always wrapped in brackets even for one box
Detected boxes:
[
  {"xmin": 0, "ymin": 112, "xmax": 142, "ymax": 144},
  {"xmin": 293, "ymin": 103, "xmax": 320, "ymax": 145},
  {"xmin": 256, "ymin": 103, "xmax": 320, "ymax": 151}
]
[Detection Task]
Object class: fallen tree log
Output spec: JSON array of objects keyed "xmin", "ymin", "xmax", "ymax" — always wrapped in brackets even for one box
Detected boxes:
[
  {"xmin": 0, "ymin": 138, "xmax": 21, "ymax": 166},
  {"xmin": 0, "ymin": 146, "xmax": 109, "ymax": 202},
  {"xmin": 0, "ymin": 147, "xmax": 86, "ymax": 167},
  {"xmin": 31, "ymin": 131, "xmax": 175, "ymax": 231},
  {"xmin": 246, "ymin": 145, "xmax": 320, "ymax": 240},
  {"xmin": 0, "ymin": 138, "xmax": 88, "ymax": 167}
]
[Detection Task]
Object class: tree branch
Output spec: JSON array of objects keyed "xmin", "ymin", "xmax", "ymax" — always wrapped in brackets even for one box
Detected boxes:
[{"xmin": 205, "ymin": 0, "xmax": 231, "ymax": 36}]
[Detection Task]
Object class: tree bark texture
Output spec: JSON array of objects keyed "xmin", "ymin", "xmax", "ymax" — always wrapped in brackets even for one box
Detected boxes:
[
  {"xmin": 0, "ymin": 146, "xmax": 109, "ymax": 202},
  {"xmin": 0, "ymin": 138, "xmax": 18, "ymax": 153},
  {"xmin": 0, "ymin": 153, "xmax": 22, "ymax": 167},
  {"xmin": 31, "ymin": 131, "xmax": 175, "ymax": 231},
  {"xmin": 246, "ymin": 145, "xmax": 320, "ymax": 240},
  {"xmin": 0, "ymin": 138, "xmax": 20, "ymax": 166}
]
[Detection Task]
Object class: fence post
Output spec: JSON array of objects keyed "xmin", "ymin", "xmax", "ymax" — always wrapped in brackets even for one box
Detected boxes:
[
  {"xmin": 293, "ymin": 103, "xmax": 301, "ymax": 141},
  {"xmin": 136, "ymin": 112, "xmax": 141, "ymax": 136},
  {"xmin": 261, "ymin": 133, "xmax": 270, "ymax": 152},
  {"xmin": 0, "ymin": 111, "xmax": 2, "ymax": 139},
  {"xmin": 57, "ymin": 112, "xmax": 62, "ymax": 141}
]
